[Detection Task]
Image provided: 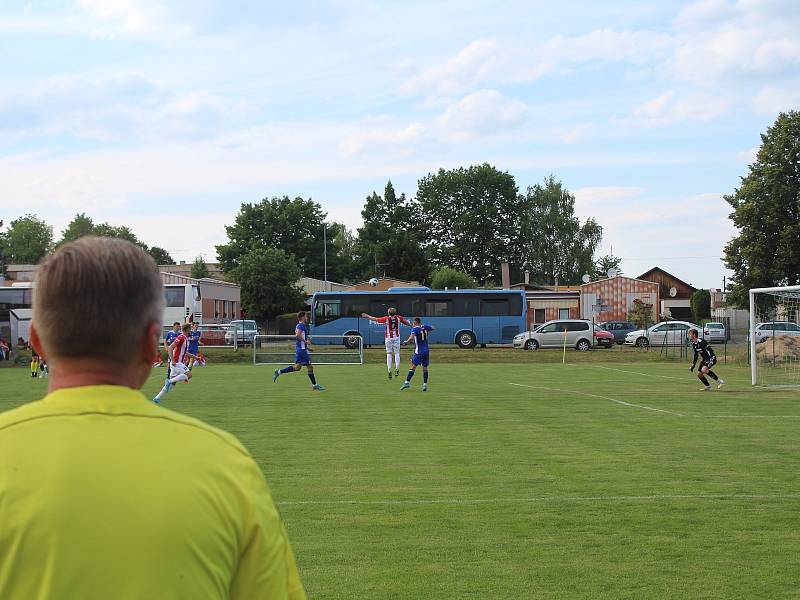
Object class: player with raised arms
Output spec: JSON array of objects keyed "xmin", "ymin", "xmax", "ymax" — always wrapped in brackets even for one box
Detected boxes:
[
  {"xmin": 689, "ymin": 328, "xmax": 724, "ymax": 391},
  {"xmin": 273, "ymin": 311, "xmax": 326, "ymax": 391},
  {"xmin": 152, "ymin": 323, "xmax": 193, "ymax": 403},
  {"xmin": 400, "ymin": 317, "xmax": 435, "ymax": 391},
  {"xmin": 361, "ymin": 307, "xmax": 411, "ymax": 379}
]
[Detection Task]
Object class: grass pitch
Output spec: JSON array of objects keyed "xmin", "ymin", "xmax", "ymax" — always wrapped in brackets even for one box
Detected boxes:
[{"xmin": 1, "ymin": 354, "xmax": 798, "ymax": 599}]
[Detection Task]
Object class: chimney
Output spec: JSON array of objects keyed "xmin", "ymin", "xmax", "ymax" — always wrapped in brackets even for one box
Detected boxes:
[
  {"xmin": 524, "ymin": 270, "xmax": 530, "ymax": 285},
  {"xmin": 501, "ymin": 262, "xmax": 511, "ymax": 289}
]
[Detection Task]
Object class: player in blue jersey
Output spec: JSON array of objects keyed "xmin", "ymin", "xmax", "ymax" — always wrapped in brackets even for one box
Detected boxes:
[
  {"xmin": 272, "ymin": 311, "xmax": 326, "ymax": 391},
  {"xmin": 400, "ymin": 318, "xmax": 435, "ymax": 391},
  {"xmin": 186, "ymin": 322, "xmax": 203, "ymax": 370}
]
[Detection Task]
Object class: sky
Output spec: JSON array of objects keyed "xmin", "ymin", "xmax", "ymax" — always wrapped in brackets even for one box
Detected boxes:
[{"xmin": 1, "ymin": 0, "xmax": 799, "ymax": 288}]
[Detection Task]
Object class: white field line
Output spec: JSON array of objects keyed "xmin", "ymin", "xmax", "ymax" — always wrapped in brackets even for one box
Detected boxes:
[
  {"xmin": 278, "ymin": 493, "xmax": 800, "ymax": 507},
  {"xmin": 591, "ymin": 365, "xmax": 688, "ymax": 382},
  {"xmin": 508, "ymin": 382, "xmax": 685, "ymax": 416},
  {"xmin": 701, "ymin": 415, "xmax": 800, "ymax": 419}
]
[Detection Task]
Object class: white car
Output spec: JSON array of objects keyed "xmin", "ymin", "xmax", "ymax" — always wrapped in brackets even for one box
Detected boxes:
[
  {"xmin": 703, "ymin": 322, "xmax": 727, "ymax": 343},
  {"xmin": 624, "ymin": 320, "xmax": 700, "ymax": 347},
  {"xmin": 513, "ymin": 319, "xmax": 596, "ymax": 351},
  {"xmin": 753, "ymin": 321, "xmax": 800, "ymax": 344}
]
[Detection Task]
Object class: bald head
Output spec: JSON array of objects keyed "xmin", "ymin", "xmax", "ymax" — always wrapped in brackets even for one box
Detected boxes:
[{"xmin": 33, "ymin": 237, "xmax": 164, "ymax": 363}]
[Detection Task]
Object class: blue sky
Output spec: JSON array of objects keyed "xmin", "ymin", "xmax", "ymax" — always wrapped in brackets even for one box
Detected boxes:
[{"xmin": 2, "ymin": 0, "xmax": 799, "ymax": 288}]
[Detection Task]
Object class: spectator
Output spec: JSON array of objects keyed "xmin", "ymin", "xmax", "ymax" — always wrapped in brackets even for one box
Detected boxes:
[
  {"xmin": 16, "ymin": 337, "xmax": 26, "ymax": 351},
  {"xmin": 0, "ymin": 338, "xmax": 8, "ymax": 360},
  {"xmin": 0, "ymin": 237, "xmax": 305, "ymax": 599}
]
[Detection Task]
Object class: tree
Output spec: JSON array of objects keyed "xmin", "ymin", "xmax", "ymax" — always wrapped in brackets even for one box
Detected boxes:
[
  {"xmin": 516, "ymin": 176, "xmax": 602, "ymax": 286},
  {"xmin": 416, "ymin": 165, "xmax": 518, "ymax": 284},
  {"xmin": 5, "ymin": 214, "xmax": 53, "ymax": 264},
  {"xmin": 216, "ymin": 196, "xmax": 329, "ymax": 279},
  {"xmin": 228, "ymin": 247, "xmax": 305, "ymax": 322},
  {"xmin": 592, "ymin": 255, "xmax": 623, "ymax": 280},
  {"xmin": 328, "ymin": 222, "xmax": 360, "ymax": 282},
  {"xmin": 59, "ymin": 213, "xmax": 95, "ymax": 246},
  {"xmin": 628, "ymin": 298, "xmax": 654, "ymax": 329},
  {"xmin": 724, "ymin": 111, "xmax": 800, "ymax": 308},
  {"xmin": 191, "ymin": 256, "xmax": 210, "ymax": 279},
  {"xmin": 690, "ymin": 289, "xmax": 711, "ymax": 324},
  {"xmin": 430, "ymin": 267, "xmax": 477, "ymax": 290},
  {"xmin": 355, "ymin": 181, "xmax": 430, "ymax": 283},
  {"xmin": 149, "ymin": 247, "xmax": 175, "ymax": 265},
  {"xmin": 92, "ymin": 223, "xmax": 147, "ymax": 249}
]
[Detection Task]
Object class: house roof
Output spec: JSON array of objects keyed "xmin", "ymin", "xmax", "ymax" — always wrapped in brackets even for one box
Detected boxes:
[
  {"xmin": 636, "ymin": 267, "xmax": 697, "ymax": 291},
  {"xmin": 579, "ymin": 275, "xmax": 658, "ymax": 287}
]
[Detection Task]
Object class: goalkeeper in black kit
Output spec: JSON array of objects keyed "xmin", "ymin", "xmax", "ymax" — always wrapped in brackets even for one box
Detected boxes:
[{"xmin": 689, "ymin": 328, "xmax": 725, "ymax": 391}]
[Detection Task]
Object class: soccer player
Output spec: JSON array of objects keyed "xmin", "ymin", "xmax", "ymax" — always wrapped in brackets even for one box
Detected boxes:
[
  {"xmin": 186, "ymin": 321, "xmax": 203, "ymax": 370},
  {"xmin": 361, "ymin": 307, "xmax": 411, "ymax": 379},
  {"xmin": 400, "ymin": 318, "xmax": 435, "ymax": 391},
  {"xmin": 0, "ymin": 237, "xmax": 305, "ymax": 599},
  {"xmin": 273, "ymin": 311, "xmax": 326, "ymax": 391},
  {"xmin": 689, "ymin": 328, "xmax": 725, "ymax": 391},
  {"xmin": 152, "ymin": 323, "xmax": 194, "ymax": 403},
  {"xmin": 161, "ymin": 321, "xmax": 181, "ymax": 378},
  {"xmin": 30, "ymin": 351, "xmax": 39, "ymax": 378}
]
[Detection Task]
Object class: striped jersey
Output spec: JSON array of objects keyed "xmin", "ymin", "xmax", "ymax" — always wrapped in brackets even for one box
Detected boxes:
[
  {"xmin": 171, "ymin": 334, "xmax": 188, "ymax": 364},
  {"xmin": 375, "ymin": 315, "xmax": 404, "ymax": 339}
]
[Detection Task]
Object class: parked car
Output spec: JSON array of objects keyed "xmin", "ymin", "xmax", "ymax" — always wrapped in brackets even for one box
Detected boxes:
[
  {"xmin": 598, "ymin": 321, "xmax": 637, "ymax": 344},
  {"xmin": 703, "ymin": 322, "xmax": 727, "ymax": 343},
  {"xmin": 594, "ymin": 324, "xmax": 614, "ymax": 348},
  {"xmin": 513, "ymin": 319, "xmax": 596, "ymax": 351},
  {"xmin": 753, "ymin": 321, "xmax": 800, "ymax": 344},
  {"xmin": 624, "ymin": 320, "xmax": 700, "ymax": 347},
  {"xmin": 224, "ymin": 319, "xmax": 260, "ymax": 346}
]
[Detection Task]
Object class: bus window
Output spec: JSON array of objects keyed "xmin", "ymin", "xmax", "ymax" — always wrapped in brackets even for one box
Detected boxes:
[
  {"xmin": 480, "ymin": 299, "xmax": 510, "ymax": 316},
  {"xmin": 192, "ymin": 285, "xmax": 201, "ymax": 301},
  {"xmin": 425, "ymin": 300, "xmax": 452, "ymax": 317},
  {"xmin": 452, "ymin": 295, "xmax": 479, "ymax": 316},
  {"xmin": 342, "ymin": 296, "xmax": 369, "ymax": 317},
  {"xmin": 165, "ymin": 287, "xmax": 184, "ymax": 307},
  {"xmin": 315, "ymin": 300, "xmax": 341, "ymax": 324}
]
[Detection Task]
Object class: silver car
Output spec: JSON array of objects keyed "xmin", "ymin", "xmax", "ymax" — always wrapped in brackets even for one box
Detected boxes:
[
  {"xmin": 625, "ymin": 320, "xmax": 700, "ymax": 347},
  {"xmin": 513, "ymin": 319, "xmax": 595, "ymax": 351},
  {"xmin": 753, "ymin": 321, "xmax": 800, "ymax": 344},
  {"xmin": 703, "ymin": 322, "xmax": 727, "ymax": 343}
]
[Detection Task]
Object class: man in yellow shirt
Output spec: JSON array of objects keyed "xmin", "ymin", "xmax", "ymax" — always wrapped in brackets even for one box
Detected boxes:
[{"xmin": 0, "ymin": 237, "xmax": 306, "ymax": 600}]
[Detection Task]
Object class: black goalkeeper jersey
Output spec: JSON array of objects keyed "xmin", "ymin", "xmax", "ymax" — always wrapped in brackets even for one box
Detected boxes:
[{"xmin": 691, "ymin": 338, "xmax": 715, "ymax": 365}]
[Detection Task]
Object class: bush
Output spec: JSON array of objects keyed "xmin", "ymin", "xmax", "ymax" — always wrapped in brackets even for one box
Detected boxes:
[{"xmin": 430, "ymin": 267, "xmax": 477, "ymax": 290}]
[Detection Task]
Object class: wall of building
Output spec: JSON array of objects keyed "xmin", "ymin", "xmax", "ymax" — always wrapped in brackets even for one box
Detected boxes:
[
  {"xmin": 527, "ymin": 299, "xmax": 580, "ymax": 327},
  {"xmin": 580, "ymin": 277, "xmax": 659, "ymax": 322}
]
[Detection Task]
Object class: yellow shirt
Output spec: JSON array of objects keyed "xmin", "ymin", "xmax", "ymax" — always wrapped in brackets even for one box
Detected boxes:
[{"xmin": 0, "ymin": 385, "xmax": 305, "ymax": 600}]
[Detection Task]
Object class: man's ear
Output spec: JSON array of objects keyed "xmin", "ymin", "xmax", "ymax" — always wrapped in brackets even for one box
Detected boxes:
[
  {"xmin": 142, "ymin": 322, "xmax": 161, "ymax": 364},
  {"xmin": 30, "ymin": 323, "xmax": 45, "ymax": 357}
]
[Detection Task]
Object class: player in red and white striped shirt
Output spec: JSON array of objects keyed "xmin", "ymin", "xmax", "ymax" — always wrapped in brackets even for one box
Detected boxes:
[
  {"xmin": 153, "ymin": 323, "xmax": 194, "ymax": 403},
  {"xmin": 361, "ymin": 307, "xmax": 411, "ymax": 379}
]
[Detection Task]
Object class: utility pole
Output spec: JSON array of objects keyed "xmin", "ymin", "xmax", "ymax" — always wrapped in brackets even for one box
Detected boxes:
[{"xmin": 323, "ymin": 224, "xmax": 328, "ymax": 291}]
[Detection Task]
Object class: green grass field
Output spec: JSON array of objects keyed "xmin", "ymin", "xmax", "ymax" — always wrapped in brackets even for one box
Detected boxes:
[{"xmin": 2, "ymin": 352, "xmax": 799, "ymax": 599}]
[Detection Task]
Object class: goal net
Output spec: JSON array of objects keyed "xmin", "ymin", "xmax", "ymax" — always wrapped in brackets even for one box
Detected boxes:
[
  {"xmin": 197, "ymin": 324, "xmax": 238, "ymax": 350},
  {"xmin": 750, "ymin": 285, "xmax": 800, "ymax": 386},
  {"xmin": 253, "ymin": 335, "xmax": 364, "ymax": 366}
]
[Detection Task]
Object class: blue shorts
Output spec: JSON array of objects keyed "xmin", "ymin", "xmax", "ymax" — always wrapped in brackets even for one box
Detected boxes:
[
  {"xmin": 188, "ymin": 344, "xmax": 199, "ymax": 355},
  {"xmin": 295, "ymin": 349, "xmax": 312, "ymax": 366},
  {"xmin": 411, "ymin": 351, "xmax": 429, "ymax": 367}
]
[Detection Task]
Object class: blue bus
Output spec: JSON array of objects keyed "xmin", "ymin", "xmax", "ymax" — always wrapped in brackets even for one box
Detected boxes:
[{"xmin": 311, "ymin": 287, "xmax": 526, "ymax": 348}]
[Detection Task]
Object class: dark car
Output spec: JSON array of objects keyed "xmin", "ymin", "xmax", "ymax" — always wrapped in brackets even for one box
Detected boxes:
[{"xmin": 599, "ymin": 321, "xmax": 637, "ymax": 344}]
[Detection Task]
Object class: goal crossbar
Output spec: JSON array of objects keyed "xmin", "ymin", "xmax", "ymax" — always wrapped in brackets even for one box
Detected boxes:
[{"xmin": 252, "ymin": 335, "xmax": 364, "ymax": 365}]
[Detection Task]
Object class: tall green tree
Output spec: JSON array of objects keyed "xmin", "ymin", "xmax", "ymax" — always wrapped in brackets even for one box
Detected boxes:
[
  {"xmin": 228, "ymin": 247, "xmax": 305, "ymax": 322},
  {"xmin": 724, "ymin": 111, "xmax": 800, "ymax": 308},
  {"xmin": 690, "ymin": 289, "xmax": 711, "ymax": 323},
  {"xmin": 592, "ymin": 255, "xmax": 623, "ymax": 280},
  {"xmin": 58, "ymin": 213, "xmax": 95, "ymax": 246},
  {"xmin": 430, "ymin": 267, "xmax": 477, "ymax": 290},
  {"xmin": 149, "ymin": 247, "xmax": 175, "ymax": 265},
  {"xmin": 5, "ymin": 214, "xmax": 53, "ymax": 264},
  {"xmin": 416, "ymin": 165, "xmax": 518, "ymax": 284},
  {"xmin": 216, "ymin": 196, "xmax": 329, "ymax": 278},
  {"xmin": 516, "ymin": 176, "xmax": 603, "ymax": 285},
  {"xmin": 191, "ymin": 256, "xmax": 210, "ymax": 279},
  {"xmin": 355, "ymin": 181, "xmax": 429, "ymax": 282},
  {"xmin": 328, "ymin": 222, "xmax": 360, "ymax": 282}
]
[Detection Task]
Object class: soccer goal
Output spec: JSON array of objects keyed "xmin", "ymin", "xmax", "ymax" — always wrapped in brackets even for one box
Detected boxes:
[
  {"xmin": 749, "ymin": 285, "xmax": 800, "ymax": 386},
  {"xmin": 252, "ymin": 335, "xmax": 364, "ymax": 366},
  {"xmin": 197, "ymin": 324, "xmax": 238, "ymax": 350}
]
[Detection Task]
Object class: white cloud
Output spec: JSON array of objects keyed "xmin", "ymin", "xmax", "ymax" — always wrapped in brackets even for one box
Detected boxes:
[
  {"xmin": 630, "ymin": 90, "xmax": 730, "ymax": 127},
  {"xmin": 339, "ymin": 117, "xmax": 425, "ymax": 158},
  {"xmin": 436, "ymin": 90, "xmax": 527, "ymax": 143},
  {"xmin": 754, "ymin": 85, "xmax": 800, "ymax": 115}
]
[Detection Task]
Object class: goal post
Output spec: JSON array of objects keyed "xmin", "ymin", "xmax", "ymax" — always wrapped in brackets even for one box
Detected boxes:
[
  {"xmin": 749, "ymin": 285, "xmax": 800, "ymax": 386},
  {"xmin": 253, "ymin": 335, "xmax": 364, "ymax": 366}
]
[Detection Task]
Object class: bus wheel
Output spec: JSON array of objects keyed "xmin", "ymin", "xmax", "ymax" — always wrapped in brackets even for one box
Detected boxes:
[
  {"xmin": 343, "ymin": 333, "xmax": 362, "ymax": 350},
  {"xmin": 456, "ymin": 331, "xmax": 476, "ymax": 349}
]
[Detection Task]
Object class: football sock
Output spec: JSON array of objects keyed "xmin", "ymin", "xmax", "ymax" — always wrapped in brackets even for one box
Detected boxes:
[
  {"xmin": 280, "ymin": 365, "xmax": 295, "ymax": 374},
  {"xmin": 154, "ymin": 382, "xmax": 171, "ymax": 400},
  {"xmin": 395, "ymin": 352, "xmax": 401, "ymax": 369},
  {"xmin": 699, "ymin": 375, "xmax": 710, "ymax": 386},
  {"xmin": 308, "ymin": 372, "xmax": 317, "ymax": 385},
  {"xmin": 169, "ymin": 374, "xmax": 188, "ymax": 384},
  {"xmin": 386, "ymin": 354, "xmax": 392, "ymax": 371},
  {"xmin": 406, "ymin": 369, "xmax": 415, "ymax": 383},
  {"xmin": 706, "ymin": 370, "xmax": 719, "ymax": 381},
  {"xmin": 423, "ymin": 370, "xmax": 428, "ymax": 383}
]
